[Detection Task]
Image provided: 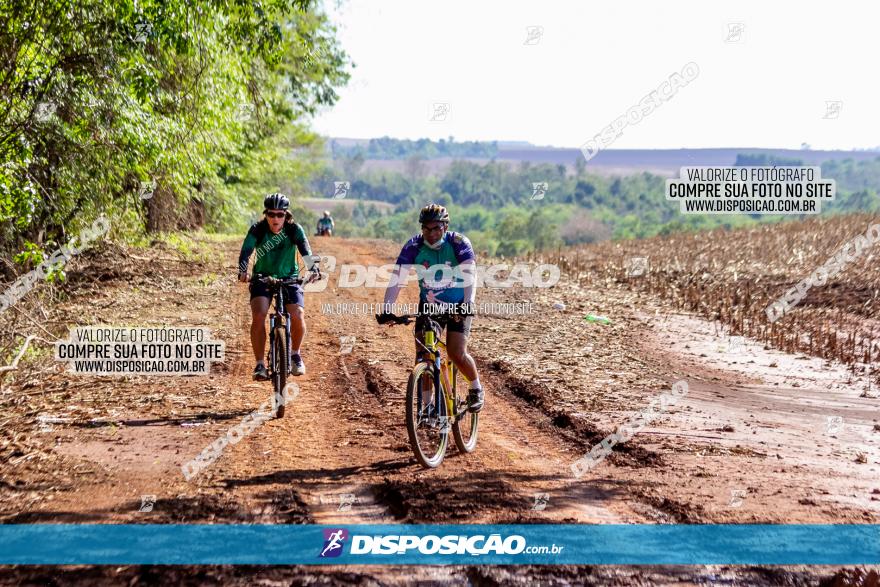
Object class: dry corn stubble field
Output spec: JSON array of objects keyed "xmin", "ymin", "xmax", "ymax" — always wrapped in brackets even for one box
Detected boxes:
[{"xmin": 533, "ymin": 214, "xmax": 880, "ymax": 384}]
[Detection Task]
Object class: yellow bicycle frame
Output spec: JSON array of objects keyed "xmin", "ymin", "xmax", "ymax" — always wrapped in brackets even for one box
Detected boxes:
[{"xmin": 420, "ymin": 330, "xmax": 470, "ymax": 420}]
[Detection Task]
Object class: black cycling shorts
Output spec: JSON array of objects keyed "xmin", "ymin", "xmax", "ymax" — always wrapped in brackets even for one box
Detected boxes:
[
  {"xmin": 417, "ymin": 313, "xmax": 472, "ymax": 338},
  {"xmin": 249, "ymin": 280, "xmax": 304, "ymax": 307}
]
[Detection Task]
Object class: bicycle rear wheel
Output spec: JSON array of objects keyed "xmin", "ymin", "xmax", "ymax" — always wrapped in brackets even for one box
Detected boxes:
[
  {"xmin": 452, "ymin": 366, "xmax": 479, "ymax": 453},
  {"xmin": 272, "ymin": 326, "xmax": 288, "ymax": 418},
  {"xmin": 405, "ymin": 361, "xmax": 448, "ymax": 468}
]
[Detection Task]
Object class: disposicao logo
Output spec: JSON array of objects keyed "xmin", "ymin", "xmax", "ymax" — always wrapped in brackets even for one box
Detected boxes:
[
  {"xmin": 349, "ymin": 534, "xmax": 526, "ymax": 555},
  {"xmin": 319, "ymin": 528, "xmax": 348, "ymax": 558}
]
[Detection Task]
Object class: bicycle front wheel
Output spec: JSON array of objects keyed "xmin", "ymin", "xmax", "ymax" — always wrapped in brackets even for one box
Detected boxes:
[
  {"xmin": 452, "ymin": 366, "xmax": 479, "ymax": 453},
  {"xmin": 272, "ymin": 326, "xmax": 288, "ymax": 418},
  {"xmin": 406, "ymin": 361, "xmax": 448, "ymax": 468}
]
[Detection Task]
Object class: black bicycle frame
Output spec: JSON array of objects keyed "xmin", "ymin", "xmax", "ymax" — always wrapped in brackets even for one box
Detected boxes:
[{"xmin": 268, "ymin": 285, "xmax": 292, "ymax": 375}]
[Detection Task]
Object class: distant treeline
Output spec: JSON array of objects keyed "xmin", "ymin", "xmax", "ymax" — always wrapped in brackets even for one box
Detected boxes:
[
  {"xmin": 330, "ymin": 137, "xmax": 499, "ymax": 160},
  {"xmin": 737, "ymin": 153, "xmax": 880, "ymax": 197},
  {"xmin": 315, "ymin": 154, "xmax": 880, "ymax": 255}
]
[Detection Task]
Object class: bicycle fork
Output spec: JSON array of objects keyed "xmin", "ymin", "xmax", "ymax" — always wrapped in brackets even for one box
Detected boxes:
[
  {"xmin": 269, "ymin": 295, "xmax": 292, "ymax": 375},
  {"xmin": 278, "ymin": 293, "xmax": 292, "ymax": 375},
  {"xmin": 420, "ymin": 330, "xmax": 447, "ymax": 431},
  {"xmin": 284, "ymin": 313, "xmax": 291, "ymax": 373},
  {"xmin": 439, "ymin": 358, "xmax": 454, "ymax": 419},
  {"xmin": 268, "ymin": 313, "xmax": 276, "ymax": 374}
]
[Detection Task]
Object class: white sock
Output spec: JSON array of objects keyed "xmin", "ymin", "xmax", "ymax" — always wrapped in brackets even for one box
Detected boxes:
[{"xmin": 470, "ymin": 378, "xmax": 481, "ymax": 390}]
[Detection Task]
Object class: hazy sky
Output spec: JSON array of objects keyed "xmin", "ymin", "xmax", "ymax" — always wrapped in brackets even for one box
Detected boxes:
[{"xmin": 312, "ymin": 1, "xmax": 879, "ymax": 150}]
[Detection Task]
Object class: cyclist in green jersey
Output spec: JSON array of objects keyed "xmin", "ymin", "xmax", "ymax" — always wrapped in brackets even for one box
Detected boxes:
[{"xmin": 238, "ymin": 193, "xmax": 320, "ymax": 380}]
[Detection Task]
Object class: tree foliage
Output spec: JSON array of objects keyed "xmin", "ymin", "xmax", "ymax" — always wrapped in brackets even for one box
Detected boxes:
[{"xmin": 0, "ymin": 0, "xmax": 350, "ymax": 272}]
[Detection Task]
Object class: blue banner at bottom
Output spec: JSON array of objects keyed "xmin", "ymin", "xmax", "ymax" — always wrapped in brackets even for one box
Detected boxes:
[{"xmin": 0, "ymin": 524, "xmax": 877, "ymax": 565}]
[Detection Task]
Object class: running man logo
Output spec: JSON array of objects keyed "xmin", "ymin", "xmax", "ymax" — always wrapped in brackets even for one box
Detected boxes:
[
  {"xmin": 34, "ymin": 101, "xmax": 57, "ymax": 122},
  {"xmin": 727, "ymin": 335, "xmax": 745, "ymax": 353},
  {"xmin": 531, "ymin": 182, "xmax": 548, "ymax": 200},
  {"xmin": 338, "ymin": 493, "xmax": 356, "ymax": 512},
  {"xmin": 524, "ymin": 25, "xmax": 544, "ymax": 45},
  {"xmin": 626, "ymin": 256, "xmax": 649, "ymax": 277},
  {"xmin": 319, "ymin": 528, "xmax": 349, "ymax": 558},
  {"xmin": 429, "ymin": 102, "xmax": 450, "ymax": 122},
  {"xmin": 339, "ymin": 336, "xmax": 355, "ymax": 355},
  {"xmin": 333, "ymin": 181, "xmax": 350, "ymax": 199},
  {"xmin": 138, "ymin": 180, "xmax": 155, "ymax": 200},
  {"xmin": 724, "ymin": 22, "xmax": 744, "ymax": 43},
  {"xmin": 825, "ymin": 415, "xmax": 843, "ymax": 435},
  {"xmin": 532, "ymin": 492, "xmax": 549, "ymax": 511},
  {"xmin": 139, "ymin": 495, "xmax": 157, "ymax": 513},
  {"xmin": 823, "ymin": 101, "xmax": 842, "ymax": 120},
  {"xmin": 728, "ymin": 489, "xmax": 746, "ymax": 508}
]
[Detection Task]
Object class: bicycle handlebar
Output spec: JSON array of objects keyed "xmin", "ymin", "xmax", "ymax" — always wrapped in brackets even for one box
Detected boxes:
[
  {"xmin": 376, "ymin": 312, "xmax": 416, "ymax": 325},
  {"xmin": 251, "ymin": 272, "xmax": 322, "ymax": 286},
  {"xmin": 254, "ymin": 275, "xmax": 303, "ymax": 285}
]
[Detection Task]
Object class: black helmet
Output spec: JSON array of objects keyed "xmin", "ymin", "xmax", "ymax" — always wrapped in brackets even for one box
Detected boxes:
[
  {"xmin": 263, "ymin": 192, "xmax": 289, "ymax": 210},
  {"xmin": 419, "ymin": 203, "xmax": 449, "ymax": 224}
]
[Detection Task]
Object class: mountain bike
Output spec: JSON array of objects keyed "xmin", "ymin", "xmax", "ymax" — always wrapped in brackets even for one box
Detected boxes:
[
  {"xmin": 377, "ymin": 313, "xmax": 479, "ymax": 468},
  {"xmin": 252, "ymin": 273, "xmax": 319, "ymax": 418}
]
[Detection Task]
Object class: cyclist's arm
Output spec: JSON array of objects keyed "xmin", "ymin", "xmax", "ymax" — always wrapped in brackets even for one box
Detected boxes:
[
  {"xmin": 452, "ymin": 233, "xmax": 477, "ymax": 305},
  {"xmin": 238, "ymin": 229, "xmax": 258, "ymax": 279},
  {"xmin": 383, "ymin": 238, "xmax": 419, "ymax": 307},
  {"xmin": 460, "ymin": 259, "xmax": 476, "ymax": 305},
  {"xmin": 292, "ymin": 223, "xmax": 319, "ymax": 271},
  {"xmin": 383, "ymin": 265, "xmax": 409, "ymax": 306}
]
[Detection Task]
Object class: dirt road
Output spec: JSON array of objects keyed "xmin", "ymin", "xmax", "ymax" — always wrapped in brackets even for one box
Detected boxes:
[{"xmin": 1, "ymin": 235, "xmax": 877, "ymax": 585}]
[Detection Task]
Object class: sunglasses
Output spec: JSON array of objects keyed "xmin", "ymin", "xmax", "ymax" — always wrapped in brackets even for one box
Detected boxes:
[
  {"xmin": 266, "ymin": 211, "xmax": 286, "ymax": 219},
  {"xmin": 421, "ymin": 223, "xmax": 446, "ymax": 233}
]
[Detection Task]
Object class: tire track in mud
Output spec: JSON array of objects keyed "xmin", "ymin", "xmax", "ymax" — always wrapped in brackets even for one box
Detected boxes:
[
  {"xmin": 476, "ymin": 357, "xmax": 708, "ymax": 524},
  {"xmin": 149, "ymin": 273, "xmax": 319, "ymax": 526},
  {"xmin": 283, "ymin": 237, "xmax": 702, "ymax": 527},
  {"xmin": 2, "ymin": 228, "xmax": 687, "ymax": 531},
  {"xmin": 1, "ymin": 236, "xmax": 864, "ymax": 586},
  {"xmin": 348, "ymin": 336, "xmax": 632, "ymax": 525},
  {"xmin": 278, "ymin": 237, "xmax": 631, "ymax": 525},
  {"xmin": 214, "ymin": 290, "xmax": 406, "ymax": 527}
]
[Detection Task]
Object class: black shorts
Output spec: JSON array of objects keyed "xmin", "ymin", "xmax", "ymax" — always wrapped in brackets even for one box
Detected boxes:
[
  {"xmin": 249, "ymin": 280, "xmax": 304, "ymax": 307},
  {"xmin": 417, "ymin": 313, "xmax": 473, "ymax": 338}
]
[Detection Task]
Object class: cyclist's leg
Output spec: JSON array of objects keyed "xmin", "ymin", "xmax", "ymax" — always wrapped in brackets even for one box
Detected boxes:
[
  {"xmin": 249, "ymin": 296, "xmax": 270, "ymax": 362},
  {"xmin": 286, "ymin": 303, "xmax": 305, "ymax": 352},
  {"xmin": 446, "ymin": 317, "xmax": 482, "ymax": 411},
  {"xmin": 446, "ymin": 330, "xmax": 477, "ymax": 382},
  {"xmin": 284, "ymin": 282, "xmax": 306, "ymax": 353}
]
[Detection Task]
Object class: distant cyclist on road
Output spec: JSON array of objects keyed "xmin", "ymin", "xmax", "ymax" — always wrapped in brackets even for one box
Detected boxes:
[
  {"xmin": 316, "ymin": 210, "xmax": 334, "ymax": 236},
  {"xmin": 377, "ymin": 204, "xmax": 484, "ymax": 412},
  {"xmin": 238, "ymin": 193, "xmax": 320, "ymax": 380}
]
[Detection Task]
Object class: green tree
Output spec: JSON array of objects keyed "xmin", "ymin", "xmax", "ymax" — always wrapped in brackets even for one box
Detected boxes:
[{"xmin": 0, "ymin": 0, "xmax": 350, "ymax": 270}]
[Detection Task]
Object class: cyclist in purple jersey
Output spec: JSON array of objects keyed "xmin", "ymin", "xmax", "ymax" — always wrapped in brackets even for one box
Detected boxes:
[{"xmin": 379, "ymin": 204, "xmax": 484, "ymax": 413}]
